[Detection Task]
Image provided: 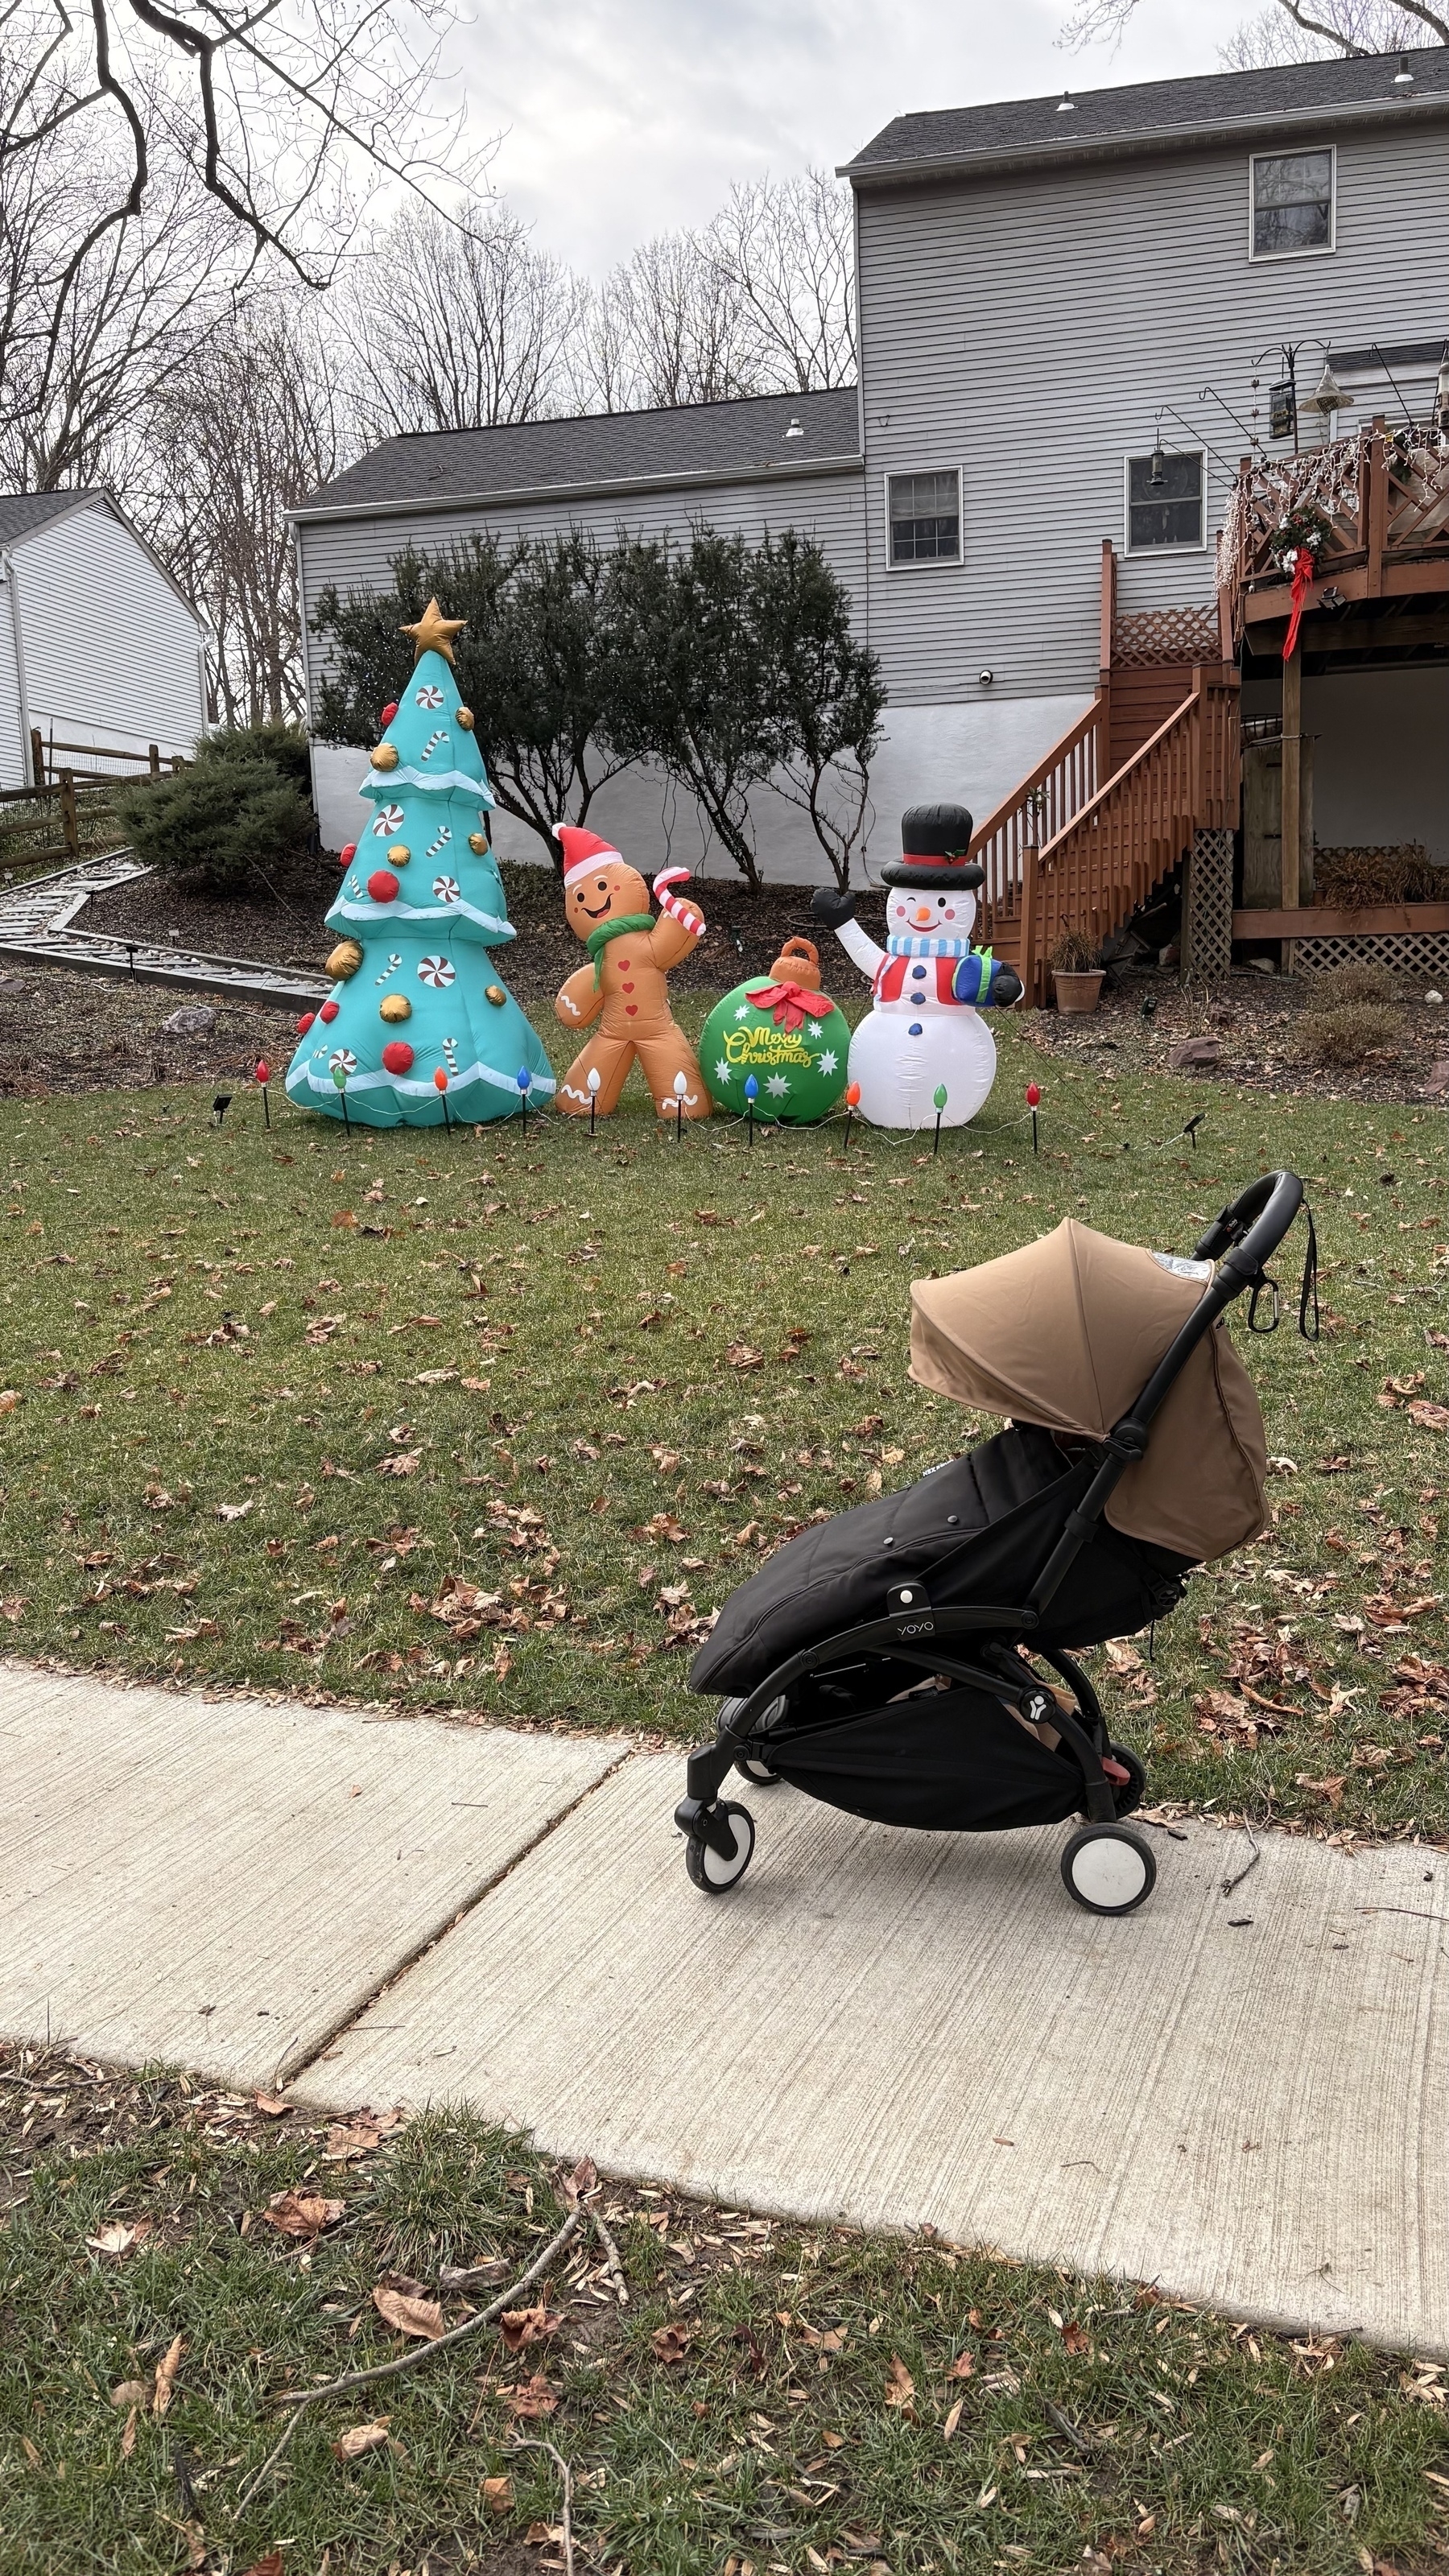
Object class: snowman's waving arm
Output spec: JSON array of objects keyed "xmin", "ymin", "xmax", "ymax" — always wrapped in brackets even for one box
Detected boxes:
[{"xmin": 810, "ymin": 886, "xmax": 884, "ymax": 982}]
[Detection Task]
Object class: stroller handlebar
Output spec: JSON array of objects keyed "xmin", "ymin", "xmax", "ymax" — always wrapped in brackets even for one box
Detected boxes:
[{"xmin": 1192, "ymin": 1170, "xmax": 1303, "ymax": 1281}]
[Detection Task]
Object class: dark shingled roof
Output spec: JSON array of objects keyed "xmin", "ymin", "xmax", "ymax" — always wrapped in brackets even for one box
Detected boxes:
[
  {"xmin": 296, "ymin": 387, "xmax": 862, "ymax": 518},
  {"xmin": 0, "ymin": 491, "xmax": 104, "ymax": 550},
  {"xmin": 845, "ymin": 46, "xmax": 1449, "ymax": 180}
]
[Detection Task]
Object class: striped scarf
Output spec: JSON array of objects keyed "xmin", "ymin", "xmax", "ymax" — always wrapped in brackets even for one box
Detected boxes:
[{"xmin": 886, "ymin": 933, "xmax": 972, "ymax": 959}]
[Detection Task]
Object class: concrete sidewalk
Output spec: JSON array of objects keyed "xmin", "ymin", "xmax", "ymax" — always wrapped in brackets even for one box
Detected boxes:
[{"xmin": 5, "ymin": 1662, "xmax": 1447, "ymax": 2352}]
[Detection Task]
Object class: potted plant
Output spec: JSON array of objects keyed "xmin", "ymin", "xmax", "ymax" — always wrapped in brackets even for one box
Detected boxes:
[{"xmin": 1051, "ymin": 928, "xmax": 1105, "ymax": 1014}]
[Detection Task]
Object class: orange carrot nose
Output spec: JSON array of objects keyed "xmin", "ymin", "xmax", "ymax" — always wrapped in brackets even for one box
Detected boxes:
[{"xmin": 913, "ymin": 906, "xmax": 933, "ymax": 925}]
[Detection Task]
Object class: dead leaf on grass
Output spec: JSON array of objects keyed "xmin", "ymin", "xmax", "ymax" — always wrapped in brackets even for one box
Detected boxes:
[
  {"xmin": 88, "ymin": 2219, "xmax": 153, "ymax": 2260},
  {"xmin": 239, "ymin": 2556, "xmax": 285, "ymax": 2576},
  {"xmin": 254, "ymin": 2093, "xmax": 290, "ymax": 2118},
  {"xmin": 559, "ymin": 2154, "xmax": 597, "ymax": 2208},
  {"xmin": 376, "ymin": 1450, "xmax": 421, "ymax": 1478},
  {"xmin": 943, "ymin": 2397, "xmax": 964, "ymax": 2441},
  {"xmin": 120, "ymin": 2405, "xmax": 138, "ymax": 2458},
  {"xmin": 884, "ymin": 2354, "xmax": 916, "ymax": 2417},
  {"xmin": 499, "ymin": 2302, "xmax": 564, "ymax": 2353},
  {"xmin": 372, "ymin": 2283, "xmax": 445, "ymax": 2340},
  {"xmin": 215, "ymin": 1499, "xmax": 254, "ymax": 1521},
  {"xmin": 153, "ymin": 2334, "xmax": 185, "ymax": 2415},
  {"xmin": 111, "ymin": 2378, "xmax": 150, "ymax": 2409},
  {"xmin": 504, "ymin": 2372, "xmax": 558, "ymax": 2418},
  {"xmin": 650, "ymin": 2323, "xmax": 693, "ymax": 2366},
  {"xmin": 1060, "ymin": 2321, "xmax": 1091, "ymax": 2355},
  {"xmin": 946, "ymin": 2349, "xmax": 975, "ymax": 2379},
  {"xmin": 483, "ymin": 2475, "xmax": 514, "ymax": 2512},
  {"xmin": 332, "ymin": 2420, "xmax": 390, "ymax": 2461},
  {"xmin": 264, "ymin": 2190, "xmax": 345, "ymax": 2240}
]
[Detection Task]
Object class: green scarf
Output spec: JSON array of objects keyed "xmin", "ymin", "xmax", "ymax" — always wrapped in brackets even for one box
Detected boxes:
[{"xmin": 585, "ymin": 911, "xmax": 654, "ymax": 987}]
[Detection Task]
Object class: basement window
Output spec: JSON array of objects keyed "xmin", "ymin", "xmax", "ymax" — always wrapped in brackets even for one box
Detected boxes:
[
  {"xmin": 1250, "ymin": 148, "xmax": 1335, "ymax": 258},
  {"xmin": 1125, "ymin": 450, "xmax": 1206, "ymax": 553},
  {"xmin": 886, "ymin": 469, "xmax": 961, "ymax": 566}
]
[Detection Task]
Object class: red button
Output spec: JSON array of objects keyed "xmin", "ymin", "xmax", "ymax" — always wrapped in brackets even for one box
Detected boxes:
[
  {"xmin": 319, "ymin": 999, "xmax": 340, "ymax": 1023},
  {"xmin": 367, "ymin": 869, "xmax": 400, "ymax": 902}
]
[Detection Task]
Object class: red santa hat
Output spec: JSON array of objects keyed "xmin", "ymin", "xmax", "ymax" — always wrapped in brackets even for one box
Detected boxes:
[{"xmin": 553, "ymin": 823, "xmax": 624, "ymax": 887}]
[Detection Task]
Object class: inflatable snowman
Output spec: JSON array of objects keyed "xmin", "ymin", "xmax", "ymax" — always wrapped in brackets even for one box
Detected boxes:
[{"xmin": 811, "ymin": 803, "xmax": 1022, "ymax": 1129}]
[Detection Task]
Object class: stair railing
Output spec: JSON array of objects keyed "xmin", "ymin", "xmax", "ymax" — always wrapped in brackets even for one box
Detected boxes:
[{"xmin": 970, "ymin": 691, "xmax": 1108, "ymax": 961}]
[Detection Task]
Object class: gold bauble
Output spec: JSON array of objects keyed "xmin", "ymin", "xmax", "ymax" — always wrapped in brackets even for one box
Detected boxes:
[
  {"xmin": 386, "ymin": 841, "xmax": 411, "ymax": 865},
  {"xmin": 468, "ymin": 830, "xmax": 489, "ymax": 854},
  {"xmin": 326, "ymin": 939, "xmax": 364, "ymax": 980},
  {"xmin": 369, "ymin": 743, "xmax": 399, "ymax": 771},
  {"xmin": 456, "ymin": 708, "xmax": 475, "ymax": 730},
  {"xmin": 484, "ymin": 984, "xmax": 506, "ymax": 1007},
  {"xmin": 379, "ymin": 993, "xmax": 412, "ymax": 1023}
]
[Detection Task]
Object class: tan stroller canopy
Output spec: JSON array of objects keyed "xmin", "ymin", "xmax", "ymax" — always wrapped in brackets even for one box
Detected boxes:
[{"xmin": 910, "ymin": 1218, "xmax": 1269, "ymax": 1563}]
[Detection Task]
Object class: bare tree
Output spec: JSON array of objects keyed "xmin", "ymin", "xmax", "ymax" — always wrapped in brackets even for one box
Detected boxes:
[
  {"xmin": 712, "ymin": 170, "xmax": 856, "ymax": 394},
  {"xmin": 579, "ymin": 228, "xmax": 758, "ymax": 413},
  {"xmin": 1220, "ymin": 1, "xmax": 1441, "ymax": 60},
  {"xmin": 1061, "ymin": 0, "xmax": 1446, "ymax": 47},
  {"xmin": 346, "ymin": 200, "xmax": 588, "ymax": 436},
  {"xmin": 136, "ymin": 294, "xmax": 351, "ymax": 723}
]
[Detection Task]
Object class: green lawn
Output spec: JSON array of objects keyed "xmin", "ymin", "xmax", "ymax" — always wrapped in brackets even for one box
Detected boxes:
[
  {"xmin": 2, "ymin": 1005, "xmax": 1446, "ymax": 1839},
  {"xmin": 2, "ymin": 2046, "xmax": 1446, "ymax": 2576}
]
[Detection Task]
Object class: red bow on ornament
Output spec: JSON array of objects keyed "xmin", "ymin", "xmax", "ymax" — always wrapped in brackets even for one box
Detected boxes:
[
  {"xmin": 745, "ymin": 980, "xmax": 835, "ymax": 1030},
  {"xmin": 1282, "ymin": 544, "xmax": 1316, "ymax": 661}
]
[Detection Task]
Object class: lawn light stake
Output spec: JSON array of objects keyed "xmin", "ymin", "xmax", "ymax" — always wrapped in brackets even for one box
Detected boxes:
[
  {"xmin": 844, "ymin": 1080, "xmax": 861, "ymax": 1153},
  {"xmin": 587, "ymin": 1064, "xmax": 601, "ymax": 1135},
  {"xmin": 744, "ymin": 1072, "xmax": 758, "ymax": 1145},
  {"xmin": 434, "ymin": 1065, "xmax": 452, "ymax": 1135},
  {"xmin": 673, "ymin": 1067, "xmax": 688, "ymax": 1143},
  {"xmin": 517, "ymin": 1066, "xmax": 530, "ymax": 1135},
  {"xmin": 1026, "ymin": 1080, "xmax": 1041, "ymax": 1154},
  {"xmin": 674, "ymin": 1170, "xmax": 1314, "ymax": 1920},
  {"xmin": 255, "ymin": 1059, "xmax": 271, "ymax": 1129},
  {"xmin": 932, "ymin": 1083, "xmax": 948, "ymax": 1154},
  {"xmin": 332, "ymin": 1060, "xmax": 351, "ymax": 1134}
]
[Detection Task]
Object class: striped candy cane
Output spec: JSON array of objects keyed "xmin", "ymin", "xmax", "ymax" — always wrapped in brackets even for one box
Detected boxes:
[{"xmin": 653, "ymin": 866, "xmax": 704, "ymax": 939}]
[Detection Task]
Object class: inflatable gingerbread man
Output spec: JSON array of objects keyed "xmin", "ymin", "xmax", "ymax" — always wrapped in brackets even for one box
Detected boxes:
[{"xmin": 552, "ymin": 825, "xmax": 710, "ymax": 1119}]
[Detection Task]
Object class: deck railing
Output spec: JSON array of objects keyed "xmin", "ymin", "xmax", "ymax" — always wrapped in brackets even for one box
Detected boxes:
[{"xmin": 1219, "ymin": 418, "xmax": 1449, "ymax": 636}]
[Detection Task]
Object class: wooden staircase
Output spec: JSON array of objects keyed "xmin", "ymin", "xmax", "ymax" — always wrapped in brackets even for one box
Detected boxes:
[{"xmin": 972, "ymin": 543, "xmax": 1241, "ymax": 1004}]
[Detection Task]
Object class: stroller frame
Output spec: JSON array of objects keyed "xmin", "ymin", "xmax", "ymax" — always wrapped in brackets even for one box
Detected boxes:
[{"xmin": 675, "ymin": 1170, "xmax": 1306, "ymax": 1916}]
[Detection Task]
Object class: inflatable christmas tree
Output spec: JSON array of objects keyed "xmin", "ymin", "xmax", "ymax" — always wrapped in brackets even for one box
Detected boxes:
[{"xmin": 285, "ymin": 598, "xmax": 555, "ymax": 1127}]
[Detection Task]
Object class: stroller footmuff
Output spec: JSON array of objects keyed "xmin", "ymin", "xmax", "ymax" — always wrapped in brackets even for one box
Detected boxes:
[{"xmin": 676, "ymin": 1174, "xmax": 1310, "ymax": 1917}]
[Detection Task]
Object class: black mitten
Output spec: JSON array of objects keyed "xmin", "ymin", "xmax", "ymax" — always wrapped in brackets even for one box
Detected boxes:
[
  {"xmin": 993, "ymin": 968, "xmax": 1024, "ymax": 1006},
  {"xmin": 811, "ymin": 886, "xmax": 857, "ymax": 930}
]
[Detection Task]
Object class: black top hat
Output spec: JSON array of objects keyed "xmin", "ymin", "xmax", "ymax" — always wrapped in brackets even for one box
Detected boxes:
[{"xmin": 881, "ymin": 802, "xmax": 983, "ymax": 891}]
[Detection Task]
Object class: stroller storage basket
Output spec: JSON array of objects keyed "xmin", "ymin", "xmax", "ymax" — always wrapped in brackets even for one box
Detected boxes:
[{"xmin": 675, "ymin": 1172, "xmax": 1308, "ymax": 1918}]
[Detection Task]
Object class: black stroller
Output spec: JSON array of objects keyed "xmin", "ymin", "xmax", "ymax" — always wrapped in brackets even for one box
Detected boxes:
[{"xmin": 675, "ymin": 1172, "xmax": 1310, "ymax": 1917}]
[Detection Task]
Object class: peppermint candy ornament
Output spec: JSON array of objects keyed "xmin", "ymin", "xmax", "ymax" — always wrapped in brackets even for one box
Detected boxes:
[
  {"xmin": 328, "ymin": 1047, "xmax": 358, "ymax": 1077},
  {"xmin": 417, "ymin": 954, "xmax": 456, "ymax": 989},
  {"xmin": 373, "ymin": 804, "xmax": 405, "ymax": 836},
  {"xmin": 431, "ymin": 875, "xmax": 461, "ymax": 903},
  {"xmin": 414, "ymin": 683, "xmax": 444, "ymax": 709}
]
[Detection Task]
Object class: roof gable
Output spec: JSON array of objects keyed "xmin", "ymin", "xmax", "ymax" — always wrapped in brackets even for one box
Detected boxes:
[{"xmin": 0, "ymin": 490, "xmax": 109, "ymax": 552}]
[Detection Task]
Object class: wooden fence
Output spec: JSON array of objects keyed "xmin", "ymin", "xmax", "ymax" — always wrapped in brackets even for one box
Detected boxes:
[{"xmin": 30, "ymin": 727, "xmax": 188, "ymax": 789}]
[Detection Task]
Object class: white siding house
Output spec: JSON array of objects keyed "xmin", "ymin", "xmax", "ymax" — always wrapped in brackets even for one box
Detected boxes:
[{"xmin": 0, "ymin": 492, "xmax": 208, "ymax": 789}]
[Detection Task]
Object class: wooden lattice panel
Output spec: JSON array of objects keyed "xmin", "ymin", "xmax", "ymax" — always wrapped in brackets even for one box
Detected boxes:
[
  {"xmin": 1181, "ymin": 827, "xmax": 1233, "ymax": 984},
  {"xmin": 1295, "ymin": 932, "xmax": 1449, "ymax": 981},
  {"xmin": 1113, "ymin": 606, "xmax": 1221, "ymax": 667}
]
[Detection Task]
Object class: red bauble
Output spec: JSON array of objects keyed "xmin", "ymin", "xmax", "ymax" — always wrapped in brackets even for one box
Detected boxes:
[
  {"xmin": 1025, "ymin": 1082, "xmax": 1041, "ymax": 1108},
  {"xmin": 340, "ymin": 841, "xmax": 357, "ymax": 862},
  {"xmin": 382, "ymin": 1040, "xmax": 415, "ymax": 1074},
  {"xmin": 319, "ymin": 999, "xmax": 340, "ymax": 1023},
  {"xmin": 380, "ymin": 702, "xmax": 398, "ymax": 723},
  {"xmin": 295, "ymin": 1012, "xmax": 315, "ymax": 1034},
  {"xmin": 367, "ymin": 869, "xmax": 400, "ymax": 903}
]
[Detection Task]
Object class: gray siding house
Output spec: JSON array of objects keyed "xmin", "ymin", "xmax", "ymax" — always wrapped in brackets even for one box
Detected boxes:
[{"xmin": 295, "ymin": 46, "xmax": 1449, "ymax": 917}]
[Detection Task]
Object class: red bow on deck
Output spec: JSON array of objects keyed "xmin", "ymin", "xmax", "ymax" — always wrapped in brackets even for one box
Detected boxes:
[
  {"xmin": 1282, "ymin": 545, "xmax": 1316, "ymax": 662},
  {"xmin": 745, "ymin": 979, "xmax": 835, "ymax": 1030}
]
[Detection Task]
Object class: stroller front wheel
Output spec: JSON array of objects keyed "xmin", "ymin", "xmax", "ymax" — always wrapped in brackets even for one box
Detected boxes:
[
  {"xmin": 1061, "ymin": 1823, "xmax": 1156, "ymax": 1917},
  {"xmin": 684, "ymin": 1801, "xmax": 755, "ymax": 1894}
]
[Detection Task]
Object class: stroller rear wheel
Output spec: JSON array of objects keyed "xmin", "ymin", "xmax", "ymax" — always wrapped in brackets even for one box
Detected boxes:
[
  {"xmin": 684, "ymin": 1801, "xmax": 755, "ymax": 1894},
  {"xmin": 1061, "ymin": 1823, "xmax": 1156, "ymax": 1916}
]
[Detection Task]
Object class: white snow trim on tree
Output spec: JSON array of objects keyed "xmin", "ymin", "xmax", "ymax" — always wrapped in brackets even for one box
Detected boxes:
[
  {"xmin": 358, "ymin": 765, "xmax": 495, "ymax": 799},
  {"xmin": 287, "ymin": 1057, "xmax": 558, "ymax": 1100},
  {"xmin": 334, "ymin": 894, "xmax": 515, "ymax": 939}
]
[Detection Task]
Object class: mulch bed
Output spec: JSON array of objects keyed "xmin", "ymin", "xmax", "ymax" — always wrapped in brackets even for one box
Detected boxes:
[{"xmin": 10, "ymin": 857, "xmax": 1447, "ymax": 1102}]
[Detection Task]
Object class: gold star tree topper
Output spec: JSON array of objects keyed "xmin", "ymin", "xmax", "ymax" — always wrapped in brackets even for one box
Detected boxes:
[{"xmin": 402, "ymin": 597, "xmax": 466, "ymax": 665}]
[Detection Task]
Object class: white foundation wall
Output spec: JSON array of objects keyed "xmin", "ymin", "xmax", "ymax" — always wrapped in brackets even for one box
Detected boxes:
[
  {"xmin": 311, "ymin": 691, "xmax": 1089, "ymax": 887},
  {"xmin": 1302, "ymin": 667, "xmax": 1449, "ymax": 868}
]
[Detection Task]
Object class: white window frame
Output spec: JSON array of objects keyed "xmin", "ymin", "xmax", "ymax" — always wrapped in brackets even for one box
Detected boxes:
[
  {"xmin": 1122, "ymin": 449, "xmax": 1208, "ymax": 557},
  {"xmin": 883, "ymin": 467, "xmax": 963, "ymax": 572},
  {"xmin": 1248, "ymin": 143, "xmax": 1336, "ymax": 262}
]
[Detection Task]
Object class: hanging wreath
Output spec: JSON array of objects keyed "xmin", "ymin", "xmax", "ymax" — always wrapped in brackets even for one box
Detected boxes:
[{"xmin": 1272, "ymin": 500, "xmax": 1331, "ymax": 571}]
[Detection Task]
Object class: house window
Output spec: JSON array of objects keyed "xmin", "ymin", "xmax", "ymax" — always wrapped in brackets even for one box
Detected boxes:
[
  {"xmin": 1250, "ymin": 148, "xmax": 1334, "ymax": 258},
  {"xmin": 886, "ymin": 470, "xmax": 961, "ymax": 565},
  {"xmin": 1125, "ymin": 450, "xmax": 1205, "ymax": 552}
]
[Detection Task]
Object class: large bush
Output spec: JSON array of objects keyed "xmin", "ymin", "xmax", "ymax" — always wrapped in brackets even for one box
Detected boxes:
[
  {"xmin": 196, "ymin": 720, "xmax": 314, "ymax": 804},
  {"xmin": 115, "ymin": 752, "xmax": 312, "ymax": 895}
]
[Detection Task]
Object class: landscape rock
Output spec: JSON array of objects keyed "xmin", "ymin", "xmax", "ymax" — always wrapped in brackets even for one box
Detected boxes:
[
  {"xmin": 1167, "ymin": 1035, "xmax": 1223, "ymax": 1071},
  {"xmin": 159, "ymin": 1005, "xmax": 216, "ymax": 1036}
]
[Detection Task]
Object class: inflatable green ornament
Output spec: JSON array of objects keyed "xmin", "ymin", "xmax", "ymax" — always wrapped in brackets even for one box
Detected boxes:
[{"xmin": 701, "ymin": 937, "xmax": 848, "ymax": 1125}]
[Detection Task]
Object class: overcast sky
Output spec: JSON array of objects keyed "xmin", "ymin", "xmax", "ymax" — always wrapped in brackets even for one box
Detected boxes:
[{"xmin": 465, "ymin": 0, "xmax": 1257, "ymax": 271}]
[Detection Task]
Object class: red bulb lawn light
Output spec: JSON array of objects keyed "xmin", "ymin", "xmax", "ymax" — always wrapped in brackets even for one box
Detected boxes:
[
  {"xmin": 844, "ymin": 1080, "xmax": 861, "ymax": 1153},
  {"xmin": 255, "ymin": 1057, "xmax": 271, "ymax": 1129},
  {"xmin": 1026, "ymin": 1080, "xmax": 1041, "ymax": 1154},
  {"xmin": 434, "ymin": 1063, "xmax": 452, "ymax": 1137}
]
